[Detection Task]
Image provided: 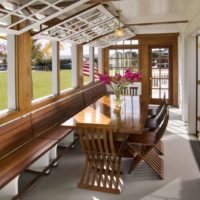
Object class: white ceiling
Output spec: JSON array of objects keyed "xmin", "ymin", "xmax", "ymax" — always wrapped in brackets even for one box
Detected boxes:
[{"xmin": 109, "ymin": 0, "xmax": 200, "ymax": 34}]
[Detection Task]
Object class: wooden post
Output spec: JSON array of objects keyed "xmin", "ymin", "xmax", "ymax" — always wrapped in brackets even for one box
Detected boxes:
[
  {"xmin": 15, "ymin": 32, "xmax": 32, "ymax": 110},
  {"xmin": 78, "ymin": 44, "xmax": 83, "ymax": 88}
]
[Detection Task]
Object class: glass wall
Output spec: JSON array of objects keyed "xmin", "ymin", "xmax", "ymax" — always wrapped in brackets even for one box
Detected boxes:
[
  {"xmin": 60, "ymin": 42, "xmax": 72, "ymax": 91},
  {"xmin": 32, "ymin": 39, "xmax": 52, "ymax": 100},
  {"xmin": 0, "ymin": 33, "xmax": 7, "ymax": 111}
]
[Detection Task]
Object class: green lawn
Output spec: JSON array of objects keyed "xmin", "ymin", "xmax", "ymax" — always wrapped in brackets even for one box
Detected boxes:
[
  {"xmin": 32, "ymin": 70, "xmax": 73, "ymax": 99},
  {"xmin": 0, "ymin": 70, "xmax": 89, "ymax": 110},
  {"xmin": 0, "ymin": 72, "xmax": 7, "ymax": 110}
]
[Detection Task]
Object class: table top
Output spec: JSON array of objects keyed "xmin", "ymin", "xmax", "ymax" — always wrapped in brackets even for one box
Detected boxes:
[{"xmin": 62, "ymin": 94, "xmax": 148, "ymax": 135}]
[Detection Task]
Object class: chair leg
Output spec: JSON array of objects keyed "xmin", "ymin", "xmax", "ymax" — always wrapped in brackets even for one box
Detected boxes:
[
  {"xmin": 155, "ymin": 140, "xmax": 164, "ymax": 155},
  {"xmin": 128, "ymin": 155, "xmax": 143, "ymax": 174},
  {"xmin": 78, "ymin": 157, "xmax": 122, "ymax": 194},
  {"xmin": 128, "ymin": 149, "xmax": 164, "ymax": 179},
  {"xmin": 144, "ymin": 150, "xmax": 164, "ymax": 179}
]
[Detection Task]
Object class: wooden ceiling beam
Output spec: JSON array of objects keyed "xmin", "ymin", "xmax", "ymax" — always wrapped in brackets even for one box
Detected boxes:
[{"xmin": 125, "ymin": 20, "xmax": 189, "ymax": 26}]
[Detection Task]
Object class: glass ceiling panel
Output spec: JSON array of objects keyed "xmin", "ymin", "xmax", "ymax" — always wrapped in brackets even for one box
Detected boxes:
[{"xmin": 0, "ymin": 0, "xmax": 88, "ymax": 34}]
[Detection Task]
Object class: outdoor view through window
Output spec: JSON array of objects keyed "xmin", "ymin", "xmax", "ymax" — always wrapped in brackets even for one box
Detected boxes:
[{"xmin": 0, "ymin": 33, "xmax": 7, "ymax": 111}]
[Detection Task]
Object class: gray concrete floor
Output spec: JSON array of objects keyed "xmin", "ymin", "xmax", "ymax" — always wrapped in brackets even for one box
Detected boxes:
[{"xmin": 20, "ymin": 108, "xmax": 200, "ymax": 200}]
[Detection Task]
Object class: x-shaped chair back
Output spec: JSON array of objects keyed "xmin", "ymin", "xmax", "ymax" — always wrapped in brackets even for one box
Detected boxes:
[
  {"xmin": 77, "ymin": 123, "xmax": 123, "ymax": 194},
  {"xmin": 127, "ymin": 109, "xmax": 169, "ymax": 179}
]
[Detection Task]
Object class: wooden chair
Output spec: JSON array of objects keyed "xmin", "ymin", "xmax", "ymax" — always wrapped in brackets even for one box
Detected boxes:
[
  {"xmin": 145, "ymin": 103, "xmax": 168, "ymax": 155},
  {"xmin": 126, "ymin": 109, "xmax": 169, "ymax": 179},
  {"xmin": 129, "ymin": 86, "xmax": 138, "ymax": 96},
  {"xmin": 121, "ymin": 87, "xmax": 128, "ymax": 95},
  {"xmin": 77, "ymin": 124, "xmax": 124, "ymax": 194},
  {"xmin": 148, "ymin": 94, "xmax": 167, "ymax": 118}
]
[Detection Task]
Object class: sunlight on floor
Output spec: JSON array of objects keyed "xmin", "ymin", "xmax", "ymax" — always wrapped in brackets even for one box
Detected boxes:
[{"xmin": 165, "ymin": 108, "xmax": 195, "ymax": 140}]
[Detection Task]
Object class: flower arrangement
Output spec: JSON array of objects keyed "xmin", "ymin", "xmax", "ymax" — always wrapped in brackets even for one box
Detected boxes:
[{"xmin": 98, "ymin": 69, "xmax": 142, "ymax": 108}]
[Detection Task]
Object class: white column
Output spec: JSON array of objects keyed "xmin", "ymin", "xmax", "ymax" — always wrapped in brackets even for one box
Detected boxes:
[
  {"xmin": 98, "ymin": 47, "xmax": 103, "ymax": 74},
  {"xmin": 182, "ymin": 36, "xmax": 189, "ymax": 123},
  {"xmin": 72, "ymin": 44, "xmax": 78, "ymax": 88},
  {"xmin": 198, "ymin": 36, "xmax": 200, "ymax": 133},
  {"xmin": 178, "ymin": 34, "xmax": 185, "ymax": 111},
  {"xmin": 52, "ymin": 41, "xmax": 59, "ymax": 95},
  {"xmin": 187, "ymin": 35, "xmax": 197, "ymax": 134},
  {"xmin": 89, "ymin": 46, "xmax": 94, "ymax": 82},
  {"xmin": 7, "ymin": 34, "xmax": 16, "ymax": 110}
]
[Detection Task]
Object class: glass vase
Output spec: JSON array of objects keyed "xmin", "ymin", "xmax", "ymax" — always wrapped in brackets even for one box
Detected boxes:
[{"xmin": 114, "ymin": 88, "xmax": 122, "ymax": 111}]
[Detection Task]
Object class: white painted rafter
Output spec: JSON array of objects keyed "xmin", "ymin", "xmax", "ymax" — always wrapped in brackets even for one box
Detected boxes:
[{"xmin": 0, "ymin": 0, "xmax": 89, "ymax": 34}]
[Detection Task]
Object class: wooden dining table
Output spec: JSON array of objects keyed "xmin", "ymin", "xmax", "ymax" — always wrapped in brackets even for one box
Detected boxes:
[
  {"xmin": 62, "ymin": 94, "xmax": 149, "ymax": 193},
  {"xmin": 62, "ymin": 94, "xmax": 149, "ymax": 138}
]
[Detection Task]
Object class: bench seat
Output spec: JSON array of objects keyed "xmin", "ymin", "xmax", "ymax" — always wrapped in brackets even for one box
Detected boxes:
[
  {"xmin": 0, "ymin": 138, "xmax": 58, "ymax": 189},
  {"xmin": 38, "ymin": 124, "xmax": 73, "ymax": 141}
]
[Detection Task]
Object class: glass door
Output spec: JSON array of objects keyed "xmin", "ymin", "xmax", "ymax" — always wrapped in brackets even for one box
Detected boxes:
[{"xmin": 149, "ymin": 47, "xmax": 171, "ymax": 104}]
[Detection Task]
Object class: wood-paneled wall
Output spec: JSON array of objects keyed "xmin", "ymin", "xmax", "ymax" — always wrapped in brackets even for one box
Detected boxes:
[{"xmin": 16, "ymin": 32, "xmax": 32, "ymax": 110}]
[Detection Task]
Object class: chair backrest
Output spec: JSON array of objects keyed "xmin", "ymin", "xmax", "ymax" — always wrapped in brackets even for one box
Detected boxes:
[
  {"xmin": 154, "ymin": 111, "xmax": 169, "ymax": 144},
  {"xmin": 129, "ymin": 87, "xmax": 138, "ymax": 96},
  {"xmin": 77, "ymin": 124, "xmax": 117, "ymax": 157},
  {"xmin": 145, "ymin": 104, "xmax": 168, "ymax": 130},
  {"xmin": 148, "ymin": 94, "xmax": 167, "ymax": 117},
  {"xmin": 121, "ymin": 87, "xmax": 128, "ymax": 95}
]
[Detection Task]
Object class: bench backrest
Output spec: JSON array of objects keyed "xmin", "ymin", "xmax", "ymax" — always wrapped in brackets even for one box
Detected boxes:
[
  {"xmin": 0, "ymin": 114, "xmax": 33, "ymax": 159},
  {"xmin": 31, "ymin": 92, "xmax": 85, "ymax": 136},
  {"xmin": 82, "ymin": 83, "xmax": 107, "ymax": 106}
]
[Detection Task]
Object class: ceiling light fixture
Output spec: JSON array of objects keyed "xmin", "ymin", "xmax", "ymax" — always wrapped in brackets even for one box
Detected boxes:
[{"xmin": 115, "ymin": 9, "xmax": 124, "ymax": 38}]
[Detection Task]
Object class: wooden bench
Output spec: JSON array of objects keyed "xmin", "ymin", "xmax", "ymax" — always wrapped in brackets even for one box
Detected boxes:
[
  {"xmin": 82, "ymin": 83, "xmax": 107, "ymax": 106},
  {"xmin": 0, "ymin": 92, "xmax": 86, "ymax": 200},
  {"xmin": 0, "ymin": 83, "xmax": 108, "ymax": 199},
  {"xmin": 0, "ymin": 114, "xmax": 59, "ymax": 199}
]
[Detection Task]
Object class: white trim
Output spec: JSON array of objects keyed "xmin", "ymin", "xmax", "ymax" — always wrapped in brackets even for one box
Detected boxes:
[
  {"xmin": 71, "ymin": 44, "xmax": 78, "ymax": 88},
  {"xmin": 0, "ymin": 0, "xmax": 89, "ymax": 35},
  {"xmin": 52, "ymin": 41, "xmax": 59, "ymax": 95},
  {"xmin": 98, "ymin": 48, "xmax": 103, "ymax": 74},
  {"xmin": 187, "ymin": 35, "xmax": 197, "ymax": 134},
  {"xmin": 89, "ymin": 46, "xmax": 94, "ymax": 82},
  {"xmin": 7, "ymin": 34, "xmax": 16, "ymax": 110}
]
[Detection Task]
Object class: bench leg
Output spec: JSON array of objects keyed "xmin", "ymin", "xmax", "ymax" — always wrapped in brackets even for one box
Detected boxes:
[
  {"xmin": 58, "ymin": 131, "xmax": 74, "ymax": 147},
  {"xmin": 0, "ymin": 175, "xmax": 19, "ymax": 200},
  {"xmin": 50, "ymin": 144, "xmax": 58, "ymax": 167},
  {"xmin": 27, "ymin": 151, "xmax": 50, "ymax": 174}
]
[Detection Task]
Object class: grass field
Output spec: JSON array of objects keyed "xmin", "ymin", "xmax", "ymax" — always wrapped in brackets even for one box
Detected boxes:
[
  {"xmin": 0, "ymin": 70, "xmax": 89, "ymax": 110},
  {"xmin": 0, "ymin": 72, "xmax": 7, "ymax": 110}
]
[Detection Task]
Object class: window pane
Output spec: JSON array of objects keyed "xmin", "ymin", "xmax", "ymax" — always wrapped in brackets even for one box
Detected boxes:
[
  {"xmin": 131, "ymin": 40, "xmax": 139, "ymax": 45},
  {"xmin": 109, "ymin": 48, "xmax": 139, "ymax": 75},
  {"xmin": 0, "ymin": 33, "xmax": 7, "ymax": 111},
  {"xmin": 60, "ymin": 42, "xmax": 72, "ymax": 91},
  {"xmin": 32, "ymin": 39, "xmax": 52, "ymax": 100},
  {"xmin": 83, "ymin": 45, "xmax": 90, "ymax": 85},
  {"xmin": 109, "ymin": 50, "xmax": 116, "ymax": 58},
  {"xmin": 152, "ymin": 89, "xmax": 160, "ymax": 98},
  {"xmin": 124, "ymin": 40, "xmax": 131, "ymax": 45}
]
